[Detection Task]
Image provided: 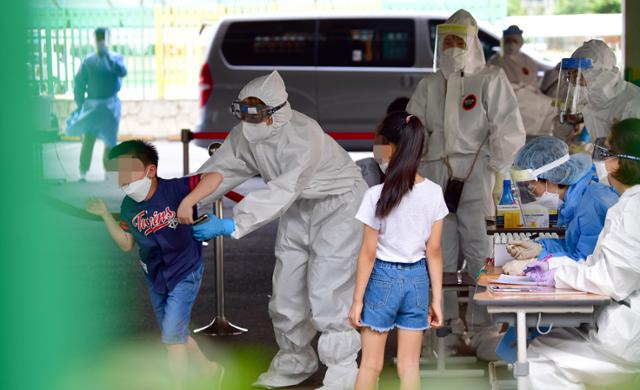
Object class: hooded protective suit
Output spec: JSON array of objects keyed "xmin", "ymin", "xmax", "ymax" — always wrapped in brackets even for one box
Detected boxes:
[
  {"xmin": 408, "ymin": 8, "xmax": 525, "ymax": 290},
  {"xmin": 487, "ymin": 25, "xmax": 539, "ymax": 89},
  {"xmin": 527, "ymin": 185, "xmax": 640, "ymax": 389},
  {"xmin": 571, "ymin": 40, "xmax": 640, "ymax": 140},
  {"xmin": 488, "ymin": 26, "xmax": 554, "ymax": 138},
  {"xmin": 197, "ymin": 71, "xmax": 367, "ymax": 389},
  {"xmin": 407, "ymin": 9, "xmax": 526, "ymax": 360}
]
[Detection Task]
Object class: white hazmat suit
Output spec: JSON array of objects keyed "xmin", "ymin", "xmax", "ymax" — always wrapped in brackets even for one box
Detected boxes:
[
  {"xmin": 487, "ymin": 26, "xmax": 539, "ymax": 89},
  {"xmin": 408, "ymin": 9, "xmax": 525, "ymax": 289},
  {"xmin": 572, "ymin": 40, "xmax": 640, "ymax": 140},
  {"xmin": 197, "ymin": 71, "xmax": 367, "ymax": 389},
  {"xmin": 488, "ymin": 26, "xmax": 554, "ymax": 138},
  {"xmin": 528, "ymin": 185, "xmax": 640, "ymax": 389},
  {"xmin": 407, "ymin": 9, "xmax": 526, "ymax": 360}
]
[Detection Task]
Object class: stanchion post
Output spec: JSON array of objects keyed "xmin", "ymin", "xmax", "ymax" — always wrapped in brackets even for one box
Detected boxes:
[
  {"xmin": 194, "ymin": 142, "xmax": 248, "ymax": 337},
  {"xmin": 181, "ymin": 129, "xmax": 192, "ymax": 175},
  {"xmin": 214, "ymin": 198, "xmax": 225, "ymax": 318}
]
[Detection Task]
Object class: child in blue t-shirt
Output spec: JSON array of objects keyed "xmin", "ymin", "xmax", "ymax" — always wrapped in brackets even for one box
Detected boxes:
[{"xmin": 86, "ymin": 140, "xmax": 223, "ymax": 389}]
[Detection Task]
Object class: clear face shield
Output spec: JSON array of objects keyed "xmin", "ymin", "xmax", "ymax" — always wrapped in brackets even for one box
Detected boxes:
[
  {"xmin": 556, "ymin": 57, "xmax": 593, "ymax": 125},
  {"xmin": 511, "ymin": 154, "xmax": 571, "ymax": 205},
  {"xmin": 230, "ymin": 100, "xmax": 285, "ymax": 124},
  {"xmin": 433, "ymin": 24, "xmax": 476, "ymax": 73}
]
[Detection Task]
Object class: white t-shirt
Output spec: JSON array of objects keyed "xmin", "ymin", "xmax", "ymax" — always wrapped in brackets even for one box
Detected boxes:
[{"xmin": 355, "ymin": 179, "xmax": 449, "ymax": 263}]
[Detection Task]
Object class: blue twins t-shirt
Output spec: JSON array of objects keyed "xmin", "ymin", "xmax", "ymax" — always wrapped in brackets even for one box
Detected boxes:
[{"xmin": 119, "ymin": 175, "xmax": 202, "ymax": 294}]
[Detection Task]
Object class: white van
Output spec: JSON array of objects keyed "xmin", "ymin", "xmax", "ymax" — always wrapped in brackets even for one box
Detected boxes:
[{"xmin": 198, "ymin": 12, "xmax": 551, "ymax": 150}]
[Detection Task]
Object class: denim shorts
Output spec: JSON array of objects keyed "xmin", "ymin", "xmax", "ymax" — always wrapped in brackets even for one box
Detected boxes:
[
  {"xmin": 361, "ymin": 259, "xmax": 429, "ymax": 332},
  {"xmin": 145, "ymin": 262, "xmax": 204, "ymax": 344}
]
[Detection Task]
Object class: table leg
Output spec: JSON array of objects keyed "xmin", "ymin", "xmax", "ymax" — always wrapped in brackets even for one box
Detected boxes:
[{"xmin": 515, "ymin": 310, "xmax": 529, "ymax": 390}]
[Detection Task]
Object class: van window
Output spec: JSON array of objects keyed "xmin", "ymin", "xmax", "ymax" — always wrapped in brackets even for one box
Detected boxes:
[
  {"xmin": 478, "ymin": 30, "xmax": 500, "ymax": 60},
  {"xmin": 318, "ymin": 19, "xmax": 415, "ymax": 67},
  {"xmin": 428, "ymin": 19, "xmax": 500, "ymax": 64},
  {"xmin": 222, "ymin": 20, "xmax": 315, "ymax": 66}
]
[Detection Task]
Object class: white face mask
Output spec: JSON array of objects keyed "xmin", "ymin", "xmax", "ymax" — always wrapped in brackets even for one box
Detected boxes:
[
  {"xmin": 534, "ymin": 182, "xmax": 562, "ymax": 210},
  {"xmin": 96, "ymin": 40, "xmax": 108, "ymax": 54},
  {"xmin": 503, "ymin": 42, "xmax": 520, "ymax": 56},
  {"xmin": 378, "ymin": 161, "xmax": 389, "ymax": 174},
  {"xmin": 121, "ymin": 169, "xmax": 152, "ymax": 203},
  {"xmin": 594, "ymin": 160, "xmax": 610, "ymax": 186},
  {"xmin": 242, "ymin": 121, "xmax": 276, "ymax": 143},
  {"xmin": 373, "ymin": 145, "xmax": 393, "ymax": 175},
  {"xmin": 440, "ymin": 47, "xmax": 467, "ymax": 76}
]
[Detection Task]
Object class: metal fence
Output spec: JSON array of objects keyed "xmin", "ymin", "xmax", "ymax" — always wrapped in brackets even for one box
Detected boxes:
[
  {"xmin": 29, "ymin": 1, "xmax": 505, "ymax": 100},
  {"xmin": 29, "ymin": 5, "xmax": 204, "ymax": 100}
]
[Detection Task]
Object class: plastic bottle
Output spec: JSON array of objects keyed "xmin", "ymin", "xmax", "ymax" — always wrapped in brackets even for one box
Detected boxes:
[{"xmin": 499, "ymin": 177, "xmax": 515, "ymax": 205}]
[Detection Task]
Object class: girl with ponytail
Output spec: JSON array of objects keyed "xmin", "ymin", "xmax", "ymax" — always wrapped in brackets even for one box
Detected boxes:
[{"xmin": 350, "ymin": 111, "xmax": 446, "ymax": 390}]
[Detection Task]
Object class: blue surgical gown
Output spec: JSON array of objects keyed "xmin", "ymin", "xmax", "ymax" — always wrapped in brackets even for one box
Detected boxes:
[
  {"xmin": 538, "ymin": 169, "xmax": 618, "ymax": 261},
  {"xmin": 66, "ymin": 51, "xmax": 127, "ymax": 147}
]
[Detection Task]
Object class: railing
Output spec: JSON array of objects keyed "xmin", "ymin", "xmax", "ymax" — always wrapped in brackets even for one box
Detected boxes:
[{"xmin": 180, "ymin": 128, "xmax": 375, "ymax": 175}]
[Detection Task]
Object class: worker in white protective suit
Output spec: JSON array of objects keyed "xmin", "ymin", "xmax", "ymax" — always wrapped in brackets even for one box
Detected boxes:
[
  {"xmin": 488, "ymin": 25, "xmax": 554, "ymax": 139},
  {"xmin": 488, "ymin": 25, "xmax": 539, "ymax": 88},
  {"xmin": 523, "ymin": 118, "xmax": 640, "ymax": 389},
  {"xmin": 407, "ymin": 9, "xmax": 526, "ymax": 360},
  {"xmin": 568, "ymin": 39, "xmax": 640, "ymax": 140},
  {"xmin": 176, "ymin": 71, "xmax": 367, "ymax": 389}
]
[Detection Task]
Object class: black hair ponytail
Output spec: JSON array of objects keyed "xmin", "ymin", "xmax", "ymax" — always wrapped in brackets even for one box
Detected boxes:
[{"xmin": 375, "ymin": 111, "xmax": 426, "ymax": 218}]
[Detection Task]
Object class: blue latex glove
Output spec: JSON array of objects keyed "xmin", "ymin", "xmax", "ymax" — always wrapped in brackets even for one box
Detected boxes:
[
  {"xmin": 192, "ymin": 213, "xmax": 235, "ymax": 241},
  {"xmin": 577, "ymin": 126, "xmax": 591, "ymax": 143},
  {"xmin": 496, "ymin": 326, "xmax": 546, "ymax": 363},
  {"xmin": 525, "ymin": 261, "xmax": 556, "ymax": 287}
]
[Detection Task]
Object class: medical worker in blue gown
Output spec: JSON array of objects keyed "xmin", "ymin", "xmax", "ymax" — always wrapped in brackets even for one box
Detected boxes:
[{"xmin": 66, "ymin": 27, "xmax": 127, "ymax": 180}]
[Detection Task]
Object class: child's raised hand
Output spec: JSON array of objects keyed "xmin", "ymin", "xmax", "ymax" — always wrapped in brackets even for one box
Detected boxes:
[
  {"xmin": 177, "ymin": 199, "xmax": 195, "ymax": 224},
  {"xmin": 86, "ymin": 197, "xmax": 109, "ymax": 217},
  {"xmin": 348, "ymin": 301, "xmax": 363, "ymax": 329},
  {"xmin": 428, "ymin": 302, "xmax": 443, "ymax": 328}
]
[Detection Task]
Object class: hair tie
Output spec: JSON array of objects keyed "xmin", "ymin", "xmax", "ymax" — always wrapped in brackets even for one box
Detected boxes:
[{"xmin": 405, "ymin": 114, "xmax": 414, "ymax": 124}]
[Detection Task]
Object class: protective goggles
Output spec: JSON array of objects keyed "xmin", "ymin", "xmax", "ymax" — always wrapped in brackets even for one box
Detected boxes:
[
  {"xmin": 230, "ymin": 100, "xmax": 286, "ymax": 123},
  {"xmin": 592, "ymin": 137, "xmax": 640, "ymax": 162},
  {"xmin": 511, "ymin": 154, "xmax": 571, "ymax": 182}
]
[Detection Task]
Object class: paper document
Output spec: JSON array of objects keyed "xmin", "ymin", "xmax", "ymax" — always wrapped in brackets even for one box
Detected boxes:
[
  {"xmin": 493, "ymin": 274, "xmax": 539, "ymax": 286},
  {"xmin": 488, "ymin": 285, "xmax": 588, "ymax": 295}
]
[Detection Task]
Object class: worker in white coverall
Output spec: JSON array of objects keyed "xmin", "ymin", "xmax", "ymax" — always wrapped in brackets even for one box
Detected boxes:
[
  {"xmin": 488, "ymin": 25, "xmax": 554, "ymax": 139},
  {"xmin": 523, "ymin": 118, "xmax": 640, "ymax": 389},
  {"xmin": 177, "ymin": 71, "xmax": 367, "ymax": 389},
  {"xmin": 568, "ymin": 39, "xmax": 640, "ymax": 141},
  {"xmin": 488, "ymin": 25, "xmax": 539, "ymax": 89},
  {"xmin": 407, "ymin": 9, "xmax": 526, "ymax": 359}
]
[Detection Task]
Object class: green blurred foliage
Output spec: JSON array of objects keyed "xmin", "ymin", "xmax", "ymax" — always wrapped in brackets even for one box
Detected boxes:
[
  {"xmin": 58, "ymin": 339, "xmax": 272, "ymax": 390},
  {"xmin": 1, "ymin": 2, "xmax": 132, "ymax": 389},
  {"xmin": 510, "ymin": 0, "xmax": 621, "ymax": 15},
  {"xmin": 508, "ymin": 0, "xmax": 524, "ymax": 16},
  {"xmin": 555, "ymin": 0, "xmax": 621, "ymax": 14}
]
